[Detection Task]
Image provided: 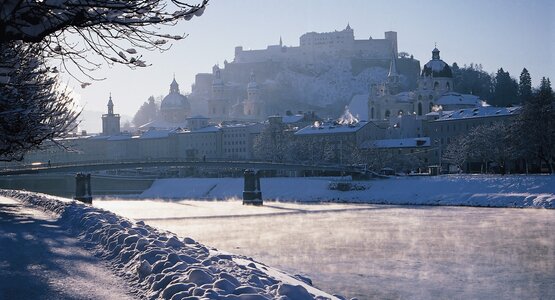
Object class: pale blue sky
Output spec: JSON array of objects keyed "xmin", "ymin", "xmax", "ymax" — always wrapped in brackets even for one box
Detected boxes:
[{"xmin": 71, "ymin": 0, "xmax": 554, "ymax": 130}]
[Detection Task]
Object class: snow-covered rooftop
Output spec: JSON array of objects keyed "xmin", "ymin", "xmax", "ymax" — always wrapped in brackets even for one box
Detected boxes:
[
  {"xmin": 295, "ymin": 121, "xmax": 369, "ymax": 135},
  {"xmin": 135, "ymin": 129, "xmax": 176, "ymax": 139},
  {"xmin": 189, "ymin": 125, "xmax": 221, "ymax": 133},
  {"xmin": 138, "ymin": 120, "xmax": 188, "ymax": 131},
  {"xmin": 435, "ymin": 106, "xmax": 521, "ymax": 121}
]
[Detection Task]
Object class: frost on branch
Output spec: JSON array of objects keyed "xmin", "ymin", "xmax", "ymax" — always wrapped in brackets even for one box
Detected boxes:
[
  {"xmin": 0, "ymin": 42, "xmax": 79, "ymax": 161},
  {"xmin": 0, "ymin": 0, "xmax": 209, "ymax": 75}
]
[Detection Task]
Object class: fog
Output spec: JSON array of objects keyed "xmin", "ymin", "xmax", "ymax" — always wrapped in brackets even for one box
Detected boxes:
[{"xmin": 96, "ymin": 199, "xmax": 555, "ymax": 299}]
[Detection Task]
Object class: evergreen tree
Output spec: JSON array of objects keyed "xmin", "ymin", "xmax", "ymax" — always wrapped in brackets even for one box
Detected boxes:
[
  {"xmin": 518, "ymin": 68, "xmax": 533, "ymax": 103},
  {"xmin": 451, "ymin": 63, "xmax": 493, "ymax": 101},
  {"xmin": 491, "ymin": 68, "xmax": 519, "ymax": 107},
  {"xmin": 513, "ymin": 77, "xmax": 555, "ymax": 173}
]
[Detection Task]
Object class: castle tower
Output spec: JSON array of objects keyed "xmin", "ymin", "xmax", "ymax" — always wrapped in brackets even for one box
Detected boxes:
[
  {"xmin": 384, "ymin": 31, "xmax": 398, "ymax": 57},
  {"xmin": 243, "ymin": 71, "xmax": 264, "ymax": 118},
  {"xmin": 102, "ymin": 94, "xmax": 120, "ymax": 135}
]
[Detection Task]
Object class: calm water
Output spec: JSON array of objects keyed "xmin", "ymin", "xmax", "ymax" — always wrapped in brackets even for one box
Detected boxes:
[{"xmin": 95, "ymin": 199, "xmax": 555, "ymax": 299}]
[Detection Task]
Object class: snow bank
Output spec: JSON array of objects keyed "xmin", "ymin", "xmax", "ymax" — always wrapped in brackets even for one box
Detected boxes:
[
  {"xmin": 141, "ymin": 175, "xmax": 555, "ymax": 209},
  {"xmin": 0, "ymin": 190, "xmax": 339, "ymax": 300}
]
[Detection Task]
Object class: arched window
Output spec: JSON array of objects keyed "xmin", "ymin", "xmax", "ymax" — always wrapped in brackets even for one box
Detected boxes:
[
  {"xmin": 417, "ymin": 102, "xmax": 423, "ymax": 116},
  {"xmin": 446, "ymin": 82, "xmax": 451, "ymax": 91},
  {"xmin": 385, "ymin": 110, "xmax": 391, "ymax": 118},
  {"xmin": 434, "ymin": 81, "xmax": 439, "ymax": 90},
  {"xmin": 371, "ymin": 107, "xmax": 375, "ymax": 119}
]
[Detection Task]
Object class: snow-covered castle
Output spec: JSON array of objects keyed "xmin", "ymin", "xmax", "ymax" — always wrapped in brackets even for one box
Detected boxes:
[
  {"xmin": 188, "ymin": 25, "xmax": 417, "ymax": 123},
  {"xmin": 234, "ymin": 24, "xmax": 398, "ymax": 63}
]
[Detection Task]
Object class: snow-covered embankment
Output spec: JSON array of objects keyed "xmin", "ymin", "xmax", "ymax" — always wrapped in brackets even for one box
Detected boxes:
[
  {"xmin": 140, "ymin": 175, "xmax": 555, "ymax": 208},
  {"xmin": 0, "ymin": 190, "xmax": 338, "ymax": 300}
]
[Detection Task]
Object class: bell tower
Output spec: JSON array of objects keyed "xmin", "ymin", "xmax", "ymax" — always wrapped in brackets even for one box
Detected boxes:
[{"xmin": 102, "ymin": 93, "xmax": 121, "ymax": 135}]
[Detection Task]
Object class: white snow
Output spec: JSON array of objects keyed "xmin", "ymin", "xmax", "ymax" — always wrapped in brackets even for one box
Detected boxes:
[
  {"xmin": 436, "ymin": 106, "xmax": 521, "ymax": 121},
  {"xmin": 0, "ymin": 190, "xmax": 338, "ymax": 300},
  {"xmin": 295, "ymin": 121, "xmax": 368, "ymax": 135},
  {"xmin": 436, "ymin": 92, "xmax": 481, "ymax": 106},
  {"xmin": 139, "ymin": 175, "xmax": 555, "ymax": 208}
]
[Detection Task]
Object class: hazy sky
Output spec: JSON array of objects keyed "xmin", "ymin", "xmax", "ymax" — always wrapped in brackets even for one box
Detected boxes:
[{"xmin": 69, "ymin": 0, "xmax": 554, "ymax": 131}]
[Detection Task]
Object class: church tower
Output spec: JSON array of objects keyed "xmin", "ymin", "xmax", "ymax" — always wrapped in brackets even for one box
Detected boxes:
[
  {"xmin": 102, "ymin": 94, "xmax": 120, "ymax": 135},
  {"xmin": 243, "ymin": 71, "xmax": 264, "ymax": 119},
  {"xmin": 387, "ymin": 51, "xmax": 400, "ymax": 95},
  {"xmin": 416, "ymin": 47, "xmax": 454, "ymax": 116},
  {"xmin": 207, "ymin": 65, "xmax": 229, "ymax": 119}
]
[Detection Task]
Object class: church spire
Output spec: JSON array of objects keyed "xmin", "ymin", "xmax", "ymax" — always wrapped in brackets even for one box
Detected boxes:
[
  {"xmin": 432, "ymin": 46, "xmax": 440, "ymax": 60},
  {"xmin": 279, "ymin": 36, "xmax": 283, "ymax": 47},
  {"xmin": 170, "ymin": 76, "xmax": 179, "ymax": 94},
  {"xmin": 107, "ymin": 93, "xmax": 114, "ymax": 115},
  {"xmin": 388, "ymin": 50, "xmax": 399, "ymax": 83}
]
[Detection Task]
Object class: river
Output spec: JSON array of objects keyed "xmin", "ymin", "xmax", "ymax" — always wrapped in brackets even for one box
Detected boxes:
[{"xmin": 94, "ymin": 199, "xmax": 555, "ymax": 299}]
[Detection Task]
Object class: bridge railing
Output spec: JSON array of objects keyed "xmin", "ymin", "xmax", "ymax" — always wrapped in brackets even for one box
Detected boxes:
[{"xmin": 1, "ymin": 157, "xmax": 365, "ymax": 175}]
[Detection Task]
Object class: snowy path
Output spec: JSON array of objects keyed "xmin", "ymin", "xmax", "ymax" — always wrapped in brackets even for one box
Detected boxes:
[{"xmin": 0, "ymin": 196, "xmax": 135, "ymax": 300}]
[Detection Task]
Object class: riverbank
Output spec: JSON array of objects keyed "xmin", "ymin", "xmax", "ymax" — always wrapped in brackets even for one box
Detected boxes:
[
  {"xmin": 0, "ymin": 190, "xmax": 338, "ymax": 300},
  {"xmin": 138, "ymin": 174, "xmax": 555, "ymax": 208}
]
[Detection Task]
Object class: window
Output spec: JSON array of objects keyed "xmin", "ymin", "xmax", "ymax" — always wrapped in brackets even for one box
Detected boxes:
[{"xmin": 417, "ymin": 102, "xmax": 422, "ymax": 116}]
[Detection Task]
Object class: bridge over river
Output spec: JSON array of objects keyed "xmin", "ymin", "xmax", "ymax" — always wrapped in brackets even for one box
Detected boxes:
[
  {"xmin": 0, "ymin": 159, "xmax": 364, "ymax": 176},
  {"xmin": 0, "ymin": 160, "xmax": 365, "ymax": 200}
]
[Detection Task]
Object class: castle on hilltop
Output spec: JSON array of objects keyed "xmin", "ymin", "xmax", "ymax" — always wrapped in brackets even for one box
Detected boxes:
[
  {"xmin": 234, "ymin": 24, "xmax": 398, "ymax": 63},
  {"xmin": 188, "ymin": 25, "xmax": 419, "ymax": 123}
]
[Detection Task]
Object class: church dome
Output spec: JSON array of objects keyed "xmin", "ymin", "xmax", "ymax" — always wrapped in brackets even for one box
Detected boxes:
[
  {"xmin": 421, "ymin": 48, "xmax": 452, "ymax": 78},
  {"xmin": 160, "ymin": 79, "xmax": 191, "ymax": 112}
]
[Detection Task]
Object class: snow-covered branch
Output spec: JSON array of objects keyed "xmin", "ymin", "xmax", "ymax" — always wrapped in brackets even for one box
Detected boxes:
[{"xmin": 0, "ymin": 0, "xmax": 208, "ymax": 79}]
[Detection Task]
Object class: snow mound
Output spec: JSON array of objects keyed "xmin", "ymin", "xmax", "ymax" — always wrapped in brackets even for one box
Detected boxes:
[{"xmin": 0, "ymin": 190, "xmax": 338, "ymax": 300}]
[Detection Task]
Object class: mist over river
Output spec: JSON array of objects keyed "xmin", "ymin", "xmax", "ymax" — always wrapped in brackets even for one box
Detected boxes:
[{"xmin": 95, "ymin": 199, "xmax": 555, "ymax": 299}]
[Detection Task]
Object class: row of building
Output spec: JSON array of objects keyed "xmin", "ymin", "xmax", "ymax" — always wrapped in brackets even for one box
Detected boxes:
[
  {"xmin": 16, "ymin": 95, "xmax": 519, "ymax": 173},
  {"xmin": 13, "ymin": 33, "xmax": 523, "ymax": 173}
]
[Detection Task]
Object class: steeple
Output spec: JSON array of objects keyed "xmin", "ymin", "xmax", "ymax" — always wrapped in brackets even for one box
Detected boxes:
[
  {"xmin": 107, "ymin": 93, "xmax": 114, "ymax": 115},
  {"xmin": 102, "ymin": 93, "xmax": 120, "ymax": 136},
  {"xmin": 432, "ymin": 46, "xmax": 440, "ymax": 60},
  {"xmin": 279, "ymin": 36, "xmax": 283, "ymax": 47},
  {"xmin": 387, "ymin": 49, "xmax": 400, "ymax": 87},
  {"xmin": 346, "ymin": 23, "xmax": 352, "ymax": 31},
  {"xmin": 170, "ymin": 76, "xmax": 179, "ymax": 94},
  {"xmin": 388, "ymin": 53, "xmax": 399, "ymax": 80}
]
